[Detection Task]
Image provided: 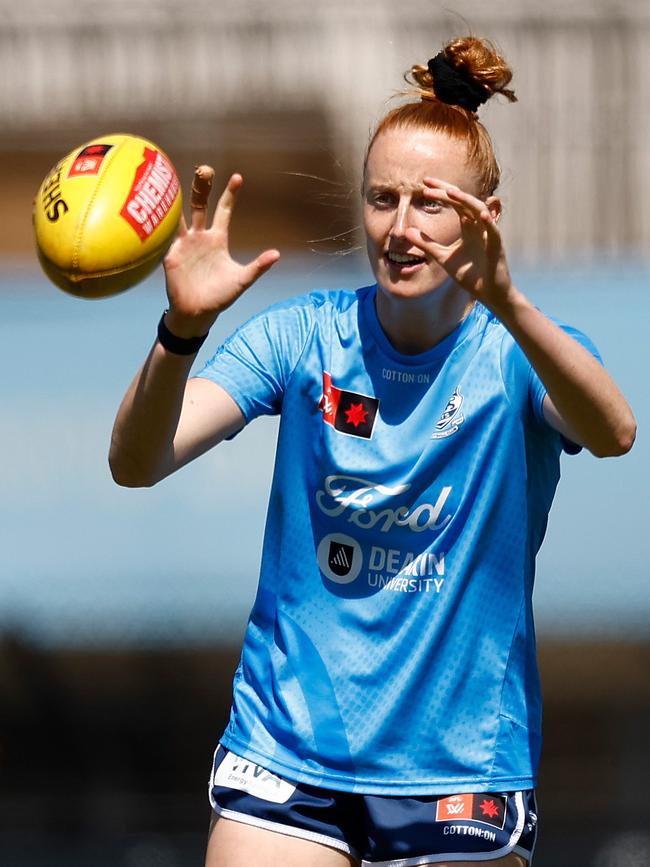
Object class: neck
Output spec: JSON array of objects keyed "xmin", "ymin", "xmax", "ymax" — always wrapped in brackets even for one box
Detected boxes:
[{"xmin": 374, "ymin": 279, "xmax": 475, "ymax": 355}]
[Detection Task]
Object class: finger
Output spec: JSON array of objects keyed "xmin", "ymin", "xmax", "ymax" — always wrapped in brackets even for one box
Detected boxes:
[
  {"xmin": 481, "ymin": 209, "xmax": 503, "ymax": 258},
  {"xmin": 421, "ymin": 188, "xmax": 480, "ymax": 227},
  {"xmin": 404, "ymin": 227, "xmax": 460, "ymax": 260},
  {"xmin": 163, "ymin": 213, "xmax": 188, "ymax": 268},
  {"xmin": 176, "ymin": 212, "xmax": 188, "ymax": 237},
  {"xmin": 455, "ymin": 196, "xmax": 491, "ymax": 230},
  {"xmin": 423, "ymin": 176, "xmax": 479, "ymax": 201},
  {"xmin": 424, "ymin": 177, "xmax": 485, "ymax": 211},
  {"xmin": 422, "ymin": 176, "xmax": 463, "ymax": 195},
  {"xmin": 190, "ymin": 164, "xmax": 215, "ymax": 230},
  {"xmin": 212, "ymin": 173, "xmax": 244, "ymax": 234},
  {"xmin": 239, "ymin": 248, "xmax": 281, "ymax": 291},
  {"xmin": 448, "ymin": 191, "xmax": 495, "ymax": 229},
  {"xmin": 446, "ymin": 192, "xmax": 487, "ymax": 224},
  {"xmin": 422, "ymin": 189, "xmax": 478, "ymax": 227}
]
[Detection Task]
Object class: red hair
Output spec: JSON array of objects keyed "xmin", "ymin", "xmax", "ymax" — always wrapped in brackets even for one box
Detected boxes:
[{"xmin": 364, "ymin": 37, "xmax": 517, "ymax": 199}]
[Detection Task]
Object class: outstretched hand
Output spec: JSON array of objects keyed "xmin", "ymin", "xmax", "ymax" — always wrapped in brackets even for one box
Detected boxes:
[
  {"xmin": 163, "ymin": 170, "xmax": 280, "ymax": 337},
  {"xmin": 405, "ymin": 177, "xmax": 515, "ymax": 312}
]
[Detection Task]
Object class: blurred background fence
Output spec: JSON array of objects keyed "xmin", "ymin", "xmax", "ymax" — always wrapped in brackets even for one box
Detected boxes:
[
  {"xmin": 1, "ymin": 2, "xmax": 649, "ymax": 866},
  {"xmin": 2, "ymin": 0, "xmax": 650, "ymax": 259}
]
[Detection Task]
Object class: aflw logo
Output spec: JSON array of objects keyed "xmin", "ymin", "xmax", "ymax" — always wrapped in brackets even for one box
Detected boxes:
[{"xmin": 435, "ymin": 793, "xmax": 507, "ymax": 829}]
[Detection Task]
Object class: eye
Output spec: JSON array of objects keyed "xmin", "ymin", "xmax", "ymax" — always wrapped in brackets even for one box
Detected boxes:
[
  {"xmin": 367, "ymin": 190, "xmax": 396, "ymax": 209},
  {"xmin": 419, "ymin": 196, "xmax": 444, "ymax": 214}
]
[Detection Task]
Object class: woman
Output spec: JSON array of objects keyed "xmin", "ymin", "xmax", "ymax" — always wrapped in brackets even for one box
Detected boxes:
[{"xmin": 110, "ymin": 36, "xmax": 636, "ymax": 867}]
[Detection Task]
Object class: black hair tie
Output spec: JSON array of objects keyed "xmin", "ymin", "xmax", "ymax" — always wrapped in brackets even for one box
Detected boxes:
[{"xmin": 427, "ymin": 53, "xmax": 490, "ymax": 113}]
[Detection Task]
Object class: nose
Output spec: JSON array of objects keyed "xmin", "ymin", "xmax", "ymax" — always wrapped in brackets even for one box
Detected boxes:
[{"xmin": 390, "ymin": 198, "xmax": 411, "ymax": 239}]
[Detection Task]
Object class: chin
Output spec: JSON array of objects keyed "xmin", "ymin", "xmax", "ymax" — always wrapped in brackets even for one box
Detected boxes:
[{"xmin": 376, "ymin": 266, "xmax": 452, "ymax": 301}]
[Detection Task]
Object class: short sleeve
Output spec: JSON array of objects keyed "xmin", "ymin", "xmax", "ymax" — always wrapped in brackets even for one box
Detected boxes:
[
  {"xmin": 528, "ymin": 320, "xmax": 603, "ymax": 421},
  {"xmin": 194, "ymin": 295, "xmax": 314, "ymax": 426},
  {"xmin": 501, "ymin": 316, "xmax": 603, "ymax": 454}
]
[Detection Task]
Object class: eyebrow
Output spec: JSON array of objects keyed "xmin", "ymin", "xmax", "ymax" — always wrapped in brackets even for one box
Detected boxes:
[
  {"xmin": 365, "ymin": 184, "xmax": 431, "ymax": 198},
  {"xmin": 365, "ymin": 183, "xmax": 420, "ymax": 194}
]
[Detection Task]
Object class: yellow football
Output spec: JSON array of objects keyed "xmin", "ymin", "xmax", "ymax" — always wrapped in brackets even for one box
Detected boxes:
[{"xmin": 33, "ymin": 133, "xmax": 183, "ymax": 298}]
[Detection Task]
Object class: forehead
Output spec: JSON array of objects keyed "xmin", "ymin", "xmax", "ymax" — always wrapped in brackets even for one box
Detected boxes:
[{"xmin": 365, "ymin": 126, "xmax": 477, "ymax": 193}]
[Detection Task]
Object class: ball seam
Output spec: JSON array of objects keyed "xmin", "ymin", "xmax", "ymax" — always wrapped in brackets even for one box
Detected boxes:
[{"xmin": 71, "ymin": 134, "xmax": 131, "ymax": 274}]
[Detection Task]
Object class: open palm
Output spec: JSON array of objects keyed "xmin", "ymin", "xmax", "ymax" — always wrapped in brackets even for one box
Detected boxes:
[{"xmin": 163, "ymin": 172, "xmax": 280, "ymax": 336}]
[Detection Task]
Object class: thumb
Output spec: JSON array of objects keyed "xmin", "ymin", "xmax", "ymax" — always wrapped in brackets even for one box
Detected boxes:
[
  {"xmin": 404, "ymin": 227, "xmax": 451, "ymax": 264},
  {"xmin": 240, "ymin": 249, "xmax": 281, "ymax": 291}
]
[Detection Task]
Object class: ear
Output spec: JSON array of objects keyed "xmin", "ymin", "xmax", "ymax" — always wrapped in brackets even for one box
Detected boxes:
[{"xmin": 485, "ymin": 196, "xmax": 502, "ymax": 223}]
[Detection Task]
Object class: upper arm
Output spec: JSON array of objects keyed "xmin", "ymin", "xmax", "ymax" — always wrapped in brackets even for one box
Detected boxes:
[
  {"xmin": 500, "ymin": 316, "xmax": 601, "ymax": 455},
  {"xmin": 525, "ymin": 319, "xmax": 603, "ymax": 454},
  {"xmin": 166, "ymin": 377, "xmax": 245, "ymax": 476},
  {"xmin": 165, "ymin": 294, "xmax": 315, "ymax": 477}
]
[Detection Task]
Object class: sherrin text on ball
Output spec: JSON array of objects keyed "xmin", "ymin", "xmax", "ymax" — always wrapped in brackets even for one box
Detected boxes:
[{"xmin": 33, "ymin": 133, "xmax": 183, "ymax": 298}]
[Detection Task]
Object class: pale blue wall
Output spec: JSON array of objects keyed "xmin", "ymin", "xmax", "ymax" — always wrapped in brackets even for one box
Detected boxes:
[{"xmin": 1, "ymin": 257, "xmax": 647, "ymax": 645}]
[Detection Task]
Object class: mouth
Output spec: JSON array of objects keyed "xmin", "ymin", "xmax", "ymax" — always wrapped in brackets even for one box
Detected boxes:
[{"xmin": 384, "ymin": 250, "xmax": 426, "ymax": 272}]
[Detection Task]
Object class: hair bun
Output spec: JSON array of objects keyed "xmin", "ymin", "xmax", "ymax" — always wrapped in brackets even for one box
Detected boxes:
[
  {"xmin": 426, "ymin": 54, "xmax": 490, "ymax": 112},
  {"xmin": 410, "ymin": 35, "xmax": 517, "ymax": 112}
]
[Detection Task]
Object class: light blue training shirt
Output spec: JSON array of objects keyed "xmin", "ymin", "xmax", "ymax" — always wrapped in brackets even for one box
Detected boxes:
[{"xmin": 196, "ymin": 284, "xmax": 599, "ymax": 795}]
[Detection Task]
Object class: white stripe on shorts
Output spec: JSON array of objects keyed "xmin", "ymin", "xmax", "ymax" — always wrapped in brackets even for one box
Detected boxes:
[{"xmin": 209, "ymin": 803, "xmax": 359, "ymax": 860}]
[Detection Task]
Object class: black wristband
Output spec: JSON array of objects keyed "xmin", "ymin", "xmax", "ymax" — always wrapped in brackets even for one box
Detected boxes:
[{"xmin": 157, "ymin": 311, "xmax": 209, "ymax": 355}]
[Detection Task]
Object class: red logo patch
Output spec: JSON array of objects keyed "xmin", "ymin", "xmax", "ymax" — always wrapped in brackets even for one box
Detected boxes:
[
  {"xmin": 435, "ymin": 794, "xmax": 473, "ymax": 821},
  {"xmin": 435, "ymin": 793, "xmax": 507, "ymax": 830},
  {"xmin": 319, "ymin": 372, "xmax": 379, "ymax": 439},
  {"xmin": 67, "ymin": 143, "xmax": 113, "ymax": 178},
  {"xmin": 120, "ymin": 147, "xmax": 180, "ymax": 241}
]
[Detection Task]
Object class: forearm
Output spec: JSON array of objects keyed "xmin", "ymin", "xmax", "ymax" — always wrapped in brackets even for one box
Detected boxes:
[
  {"xmin": 493, "ymin": 288, "xmax": 636, "ymax": 457},
  {"xmin": 109, "ymin": 339, "xmax": 197, "ymax": 487}
]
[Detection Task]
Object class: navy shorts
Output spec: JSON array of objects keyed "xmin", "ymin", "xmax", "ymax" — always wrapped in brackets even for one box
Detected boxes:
[{"xmin": 208, "ymin": 745, "xmax": 538, "ymax": 865}]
